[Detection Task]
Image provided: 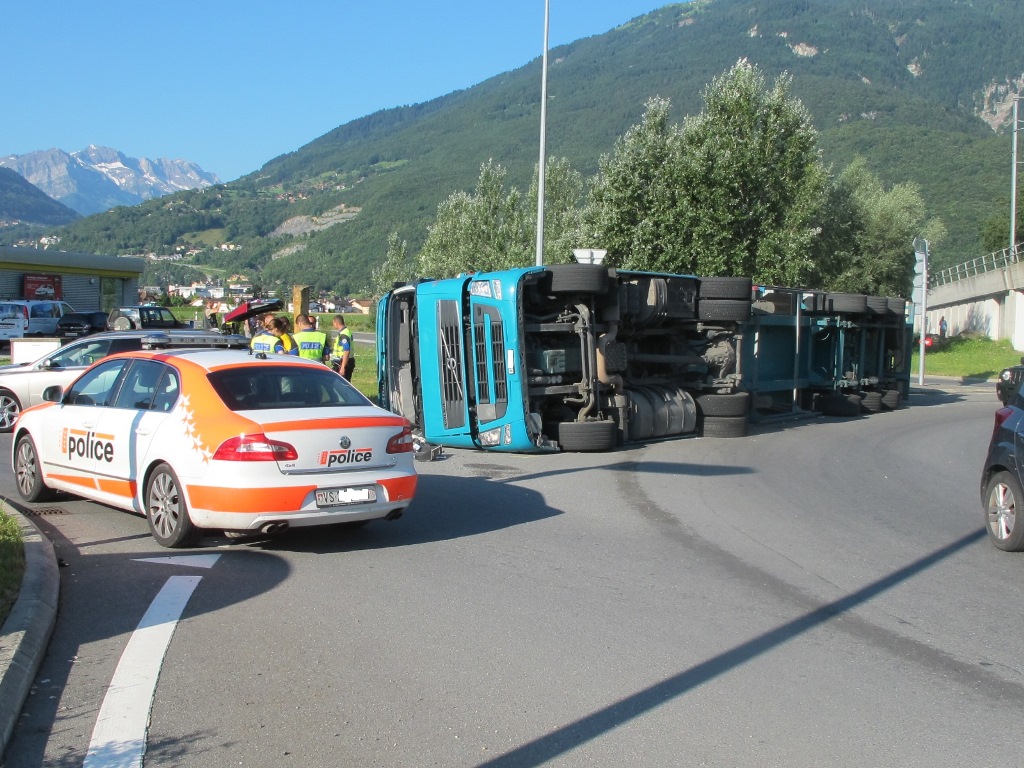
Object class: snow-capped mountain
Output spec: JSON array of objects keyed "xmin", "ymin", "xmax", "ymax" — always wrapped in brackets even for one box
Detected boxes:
[{"xmin": 0, "ymin": 145, "xmax": 220, "ymax": 216}]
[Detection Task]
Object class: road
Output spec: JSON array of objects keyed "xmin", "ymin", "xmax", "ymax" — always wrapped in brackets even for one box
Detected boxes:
[{"xmin": 2, "ymin": 381, "xmax": 1021, "ymax": 767}]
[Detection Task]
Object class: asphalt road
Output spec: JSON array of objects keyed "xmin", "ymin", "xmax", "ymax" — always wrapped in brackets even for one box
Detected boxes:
[{"xmin": 2, "ymin": 381, "xmax": 1021, "ymax": 767}]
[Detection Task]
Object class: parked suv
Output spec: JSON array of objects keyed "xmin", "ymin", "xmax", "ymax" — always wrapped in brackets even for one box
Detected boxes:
[
  {"xmin": 107, "ymin": 305, "xmax": 184, "ymax": 331},
  {"xmin": 56, "ymin": 311, "xmax": 110, "ymax": 341},
  {"xmin": 0, "ymin": 300, "xmax": 76, "ymax": 344}
]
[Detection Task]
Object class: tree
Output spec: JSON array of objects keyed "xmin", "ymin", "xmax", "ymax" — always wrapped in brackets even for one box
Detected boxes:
[
  {"xmin": 416, "ymin": 157, "xmax": 583, "ymax": 279},
  {"xmin": 370, "ymin": 232, "xmax": 416, "ymax": 300},
  {"xmin": 826, "ymin": 158, "xmax": 945, "ymax": 297},
  {"xmin": 580, "ymin": 61, "xmax": 831, "ymax": 286}
]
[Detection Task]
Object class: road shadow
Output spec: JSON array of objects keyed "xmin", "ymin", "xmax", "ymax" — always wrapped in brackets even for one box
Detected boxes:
[{"xmin": 240, "ymin": 471, "xmax": 562, "ymax": 554}]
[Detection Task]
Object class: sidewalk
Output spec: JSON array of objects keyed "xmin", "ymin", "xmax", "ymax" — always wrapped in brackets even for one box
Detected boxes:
[{"xmin": 0, "ymin": 504, "xmax": 59, "ymax": 755}]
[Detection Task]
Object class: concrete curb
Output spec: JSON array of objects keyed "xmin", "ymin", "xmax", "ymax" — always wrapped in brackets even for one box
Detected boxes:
[{"xmin": 0, "ymin": 504, "xmax": 59, "ymax": 755}]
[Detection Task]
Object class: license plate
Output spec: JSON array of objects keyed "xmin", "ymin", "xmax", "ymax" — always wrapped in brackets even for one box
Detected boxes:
[{"xmin": 315, "ymin": 486, "xmax": 376, "ymax": 508}]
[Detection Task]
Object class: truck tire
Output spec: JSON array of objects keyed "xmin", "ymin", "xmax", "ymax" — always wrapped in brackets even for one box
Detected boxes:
[
  {"xmin": 866, "ymin": 296, "xmax": 889, "ymax": 314},
  {"xmin": 887, "ymin": 297, "xmax": 907, "ymax": 316},
  {"xmin": 698, "ymin": 299, "xmax": 751, "ymax": 322},
  {"xmin": 881, "ymin": 389, "xmax": 901, "ymax": 410},
  {"xmin": 696, "ymin": 392, "xmax": 751, "ymax": 418},
  {"xmin": 701, "ymin": 415, "xmax": 749, "ymax": 438},
  {"xmin": 825, "ymin": 293, "xmax": 868, "ymax": 314},
  {"xmin": 546, "ymin": 264, "xmax": 608, "ymax": 295},
  {"xmin": 820, "ymin": 393, "xmax": 861, "ymax": 417},
  {"xmin": 699, "ymin": 276, "xmax": 752, "ymax": 301},
  {"xmin": 860, "ymin": 391, "xmax": 883, "ymax": 413},
  {"xmin": 557, "ymin": 420, "xmax": 618, "ymax": 452}
]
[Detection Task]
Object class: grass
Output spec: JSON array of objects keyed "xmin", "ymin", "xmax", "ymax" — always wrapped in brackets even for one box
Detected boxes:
[
  {"xmin": 910, "ymin": 335, "xmax": 1021, "ymax": 380},
  {"xmin": 0, "ymin": 504, "xmax": 25, "ymax": 628}
]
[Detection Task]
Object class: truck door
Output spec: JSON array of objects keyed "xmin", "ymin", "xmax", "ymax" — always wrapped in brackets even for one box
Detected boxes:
[{"xmin": 466, "ymin": 291, "xmax": 510, "ymax": 447}]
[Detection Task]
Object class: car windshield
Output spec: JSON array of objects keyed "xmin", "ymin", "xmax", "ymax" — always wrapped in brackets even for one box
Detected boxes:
[{"xmin": 208, "ymin": 366, "xmax": 372, "ymax": 411}]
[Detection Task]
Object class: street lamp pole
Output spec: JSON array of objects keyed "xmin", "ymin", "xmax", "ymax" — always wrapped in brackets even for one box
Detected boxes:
[
  {"xmin": 1012, "ymin": 96, "xmax": 1020, "ymax": 257},
  {"xmin": 535, "ymin": 0, "xmax": 550, "ymax": 267}
]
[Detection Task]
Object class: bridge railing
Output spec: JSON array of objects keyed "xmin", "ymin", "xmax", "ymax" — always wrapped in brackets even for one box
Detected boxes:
[{"xmin": 930, "ymin": 246, "xmax": 1020, "ymax": 287}]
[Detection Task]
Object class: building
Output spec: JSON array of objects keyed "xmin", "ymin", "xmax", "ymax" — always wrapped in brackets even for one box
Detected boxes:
[{"xmin": 0, "ymin": 247, "xmax": 145, "ymax": 311}]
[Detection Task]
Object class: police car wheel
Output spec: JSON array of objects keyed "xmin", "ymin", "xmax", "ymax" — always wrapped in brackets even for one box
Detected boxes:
[
  {"xmin": 0, "ymin": 388, "xmax": 21, "ymax": 433},
  {"xmin": 14, "ymin": 435, "xmax": 57, "ymax": 502},
  {"xmin": 145, "ymin": 463, "xmax": 199, "ymax": 548}
]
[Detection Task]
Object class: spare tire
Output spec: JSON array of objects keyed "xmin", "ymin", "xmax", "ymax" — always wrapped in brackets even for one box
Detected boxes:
[{"xmin": 701, "ymin": 416, "xmax": 749, "ymax": 438}]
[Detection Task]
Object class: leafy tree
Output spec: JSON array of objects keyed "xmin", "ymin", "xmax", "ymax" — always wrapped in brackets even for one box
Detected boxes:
[
  {"xmin": 370, "ymin": 232, "xmax": 416, "ymax": 300},
  {"xmin": 826, "ymin": 158, "xmax": 945, "ymax": 297},
  {"xmin": 580, "ymin": 61, "xmax": 830, "ymax": 286},
  {"xmin": 980, "ymin": 208, "xmax": 1022, "ymax": 254},
  {"xmin": 416, "ymin": 157, "xmax": 583, "ymax": 278}
]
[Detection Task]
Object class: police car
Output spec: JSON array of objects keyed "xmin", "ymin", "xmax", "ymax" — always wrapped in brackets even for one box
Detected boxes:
[{"xmin": 11, "ymin": 347, "xmax": 418, "ymax": 547}]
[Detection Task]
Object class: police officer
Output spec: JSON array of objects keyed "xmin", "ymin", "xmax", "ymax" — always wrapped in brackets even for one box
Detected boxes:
[
  {"xmin": 251, "ymin": 316, "xmax": 297, "ymax": 355},
  {"xmin": 330, "ymin": 314, "xmax": 356, "ymax": 380},
  {"xmin": 292, "ymin": 314, "xmax": 328, "ymax": 364}
]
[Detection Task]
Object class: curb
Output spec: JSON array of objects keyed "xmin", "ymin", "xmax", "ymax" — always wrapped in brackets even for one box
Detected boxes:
[{"xmin": 0, "ymin": 505, "xmax": 59, "ymax": 755}]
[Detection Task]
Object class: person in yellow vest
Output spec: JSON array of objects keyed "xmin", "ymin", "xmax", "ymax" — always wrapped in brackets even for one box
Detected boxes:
[
  {"xmin": 251, "ymin": 316, "xmax": 297, "ymax": 355},
  {"xmin": 292, "ymin": 314, "xmax": 328, "ymax": 364},
  {"xmin": 329, "ymin": 314, "xmax": 356, "ymax": 380}
]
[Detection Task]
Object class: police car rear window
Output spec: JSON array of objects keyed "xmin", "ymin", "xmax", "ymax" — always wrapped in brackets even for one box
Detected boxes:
[{"xmin": 208, "ymin": 366, "xmax": 371, "ymax": 411}]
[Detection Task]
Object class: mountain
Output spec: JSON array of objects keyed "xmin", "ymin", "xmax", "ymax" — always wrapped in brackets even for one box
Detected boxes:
[
  {"xmin": 0, "ymin": 166, "xmax": 79, "ymax": 226},
  {"xmin": 0, "ymin": 146, "xmax": 220, "ymax": 216},
  {"xmin": 20, "ymin": 0, "xmax": 1024, "ymax": 294}
]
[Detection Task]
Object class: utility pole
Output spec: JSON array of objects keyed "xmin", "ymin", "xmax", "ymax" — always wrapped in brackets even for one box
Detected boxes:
[{"xmin": 535, "ymin": 0, "xmax": 550, "ymax": 267}]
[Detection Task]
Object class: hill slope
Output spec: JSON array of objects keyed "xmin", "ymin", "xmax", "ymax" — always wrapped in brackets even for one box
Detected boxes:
[
  {"xmin": 39, "ymin": 0, "xmax": 1024, "ymax": 293},
  {"xmin": 0, "ymin": 167, "xmax": 79, "ymax": 226}
]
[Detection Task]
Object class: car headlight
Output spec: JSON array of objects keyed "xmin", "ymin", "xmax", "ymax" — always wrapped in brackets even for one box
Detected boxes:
[{"xmin": 1001, "ymin": 369, "xmax": 1013, "ymax": 381}]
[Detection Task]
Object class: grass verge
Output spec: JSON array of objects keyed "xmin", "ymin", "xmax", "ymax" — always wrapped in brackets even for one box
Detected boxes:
[
  {"xmin": 0, "ymin": 503, "xmax": 26, "ymax": 628},
  {"xmin": 910, "ymin": 335, "xmax": 1021, "ymax": 380}
]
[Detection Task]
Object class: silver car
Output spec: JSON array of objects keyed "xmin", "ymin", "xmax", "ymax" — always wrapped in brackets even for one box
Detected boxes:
[{"xmin": 0, "ymin": 329, "xmax": 245, "ymax": 431}]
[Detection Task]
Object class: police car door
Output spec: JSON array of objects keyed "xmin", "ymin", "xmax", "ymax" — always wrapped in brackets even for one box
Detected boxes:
[
  {"xmin": 42, "ymin": 358, "xmax": 131, "ymax": 497},
  {"xmin": 92, "ymin": 359, "xmax": 179, "ymax": 511}
]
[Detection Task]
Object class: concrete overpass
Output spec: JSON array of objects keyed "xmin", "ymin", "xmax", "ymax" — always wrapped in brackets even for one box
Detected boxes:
[{"xmin": 925, "ymin": 246, "xmax": 1024, "ymax": 350}]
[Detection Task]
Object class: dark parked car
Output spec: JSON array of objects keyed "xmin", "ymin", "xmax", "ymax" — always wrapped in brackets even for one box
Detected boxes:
[
  {"xmin": 981, "ymin": 389, "xmax": 1024, "ymax": 550},
  {"xmin": 107, "ymin": 305, "xmax": 184, "ymax": 331},
  {"xmin": 995, "ymin": 358, "xmax": 1024, "ymax": 406},
  {"xmin": 56, "ymin": 311, "xmax": 110, "ymax": 341}
]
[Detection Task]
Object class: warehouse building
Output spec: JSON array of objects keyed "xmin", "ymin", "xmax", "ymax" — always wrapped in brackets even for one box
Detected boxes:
[{"xmin": 0, "ymin": 246, "xmax": 145, "ymax": 311}]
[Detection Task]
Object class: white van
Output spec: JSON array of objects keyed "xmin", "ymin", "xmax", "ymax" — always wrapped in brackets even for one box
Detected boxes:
[{"xmin": 0, "ymin": 300, "xmax": 77, "ymax": 343}]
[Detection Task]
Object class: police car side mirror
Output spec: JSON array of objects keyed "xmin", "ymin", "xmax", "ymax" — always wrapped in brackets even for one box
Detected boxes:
[{"xmin": 42, "ymin": 385, "xmax": 63, "ymax": 402}]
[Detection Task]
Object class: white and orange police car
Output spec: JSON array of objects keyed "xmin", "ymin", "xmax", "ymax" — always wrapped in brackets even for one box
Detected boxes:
[{"xmin": 11, "ymin": 344, "xmax": 418, "ymax": 547}]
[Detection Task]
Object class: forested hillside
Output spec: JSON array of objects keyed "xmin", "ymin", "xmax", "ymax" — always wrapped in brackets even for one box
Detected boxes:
[{"xmin": 20, "ymin": 0, "xmax": 1024, "ymax": 294}]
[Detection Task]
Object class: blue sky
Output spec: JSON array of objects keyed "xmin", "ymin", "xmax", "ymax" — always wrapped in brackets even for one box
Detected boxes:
[{"xmin": 4, "ymin": 1, "xmax": 674, "ymax": 182}]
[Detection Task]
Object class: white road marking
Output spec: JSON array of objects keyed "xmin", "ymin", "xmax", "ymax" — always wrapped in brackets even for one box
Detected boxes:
[
  {"xmin": 82, "ymin": 575, "xmax": 202, "ymax": 768},
  {"xmin": 132, "ymin": 554, "xmax": 222, "ymax": 569}
]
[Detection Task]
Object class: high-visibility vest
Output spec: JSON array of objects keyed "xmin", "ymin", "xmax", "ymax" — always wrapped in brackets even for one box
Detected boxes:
[
  {"xmin": 293, "ymin": 330, "xmax": 328, "ymax": 362},
  {"xmin": 334, "ymin": 327, "xmax": 354, "ymax": 358}
]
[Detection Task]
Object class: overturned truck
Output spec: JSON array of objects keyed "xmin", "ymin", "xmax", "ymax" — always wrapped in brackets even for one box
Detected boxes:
[{"xmin": 377, "ymin": 263, "xmax": 911, "ymax": 453}]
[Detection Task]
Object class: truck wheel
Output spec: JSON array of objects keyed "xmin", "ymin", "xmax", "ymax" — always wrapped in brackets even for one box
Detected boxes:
[
  {"xmin": 557, "ymin": 420, "xmax": 617, "ymax": 452},
  {"xmin": 881, "ymin": 389, "xmax": 901, "ymax": 410},
  {"xmin": 698, "ymin": 276, "xmax": 752, "ymax": 301},
  {"xmin": 820, "ymin": 393, "xmax": 861, "ymax": 417},
  {"xmin": 545, "ymin": 264, "xmax": 608, "ymax": 295},
  {"xmin": 696, "ymin": 392, "xmax": 750, "ymax": 418},
  {"xmin": 701, "ymin": 415, "xmax": 749, "ymax": 438},
  {"xmin": 698, "ymin": 299, "xmax": 751, "ymax": 322},
  {"xmin": 861, "ymin": 391, "xmax": 883, "ymax": 413},
  {"xmin": 866, "ymin": 296, "xmax": 889, "ymax": 314},
  {"xmin": 825, "ymin": 293, "xmax": 868, "ymax": 314}
]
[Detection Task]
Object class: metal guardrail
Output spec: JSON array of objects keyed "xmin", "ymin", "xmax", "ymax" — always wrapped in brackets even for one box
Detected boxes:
[{"xmin": 930, "ymin": 246, "xmax": 1020, "ymax": 287}]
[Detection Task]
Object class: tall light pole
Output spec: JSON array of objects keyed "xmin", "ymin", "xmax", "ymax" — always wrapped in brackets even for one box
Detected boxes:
[
  {"xmin": 535, "ymin": 0, "xmax": 550, "ymax": 267},
  {"xmin": 1012, "ymin": 96, "xmax": 1020, "ymax": 257}
]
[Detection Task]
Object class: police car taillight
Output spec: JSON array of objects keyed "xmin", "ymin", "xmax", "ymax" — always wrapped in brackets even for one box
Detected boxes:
[
  {"xmin": 212, "ymin": 434, "xmax": 299, "ymax": 461},
  {"xmin": 386, "ymin": 426, "xmax": 414, "ymax": 454}
]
